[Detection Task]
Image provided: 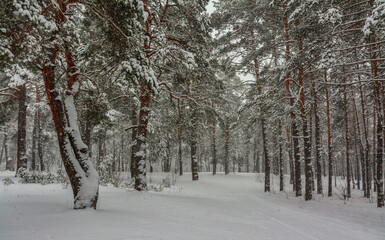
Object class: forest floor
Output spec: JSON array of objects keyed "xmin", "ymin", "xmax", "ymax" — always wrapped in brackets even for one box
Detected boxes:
[{"xmin": 1, "ymin": 171, "xmax": 384, "ymax": 240}]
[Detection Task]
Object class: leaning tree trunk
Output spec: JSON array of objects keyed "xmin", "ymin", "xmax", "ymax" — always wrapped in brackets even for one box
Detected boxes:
[
  {"xmin": 43, "ymin": 46, "xmax": 99, "ymax": 209},
  {"xmin": 16, "ymin": 84, "xmax": 27, "ymax": 175}
]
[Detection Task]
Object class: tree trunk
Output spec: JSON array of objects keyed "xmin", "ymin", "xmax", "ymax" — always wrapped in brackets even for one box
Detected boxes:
[
  {"xmin": 343, "ymin": 66, "xmax": 351, "ymax": 198},
  {"xmin": 97, "ymin": 128, "xmax": 106, "ymax": 173},
  {"xmin": 133, "ymin": 87, "xmax": 150, "ymax": 191},
  {"xmin": 376, "ymin": 99, "xmax": 384, "ymax": 207},
  {"xmin": 178, "ymin": 125, "xmax": 183, "ymax": 176},
  {"xmin": 325, "ymin": 70, "xmax": 333, "ymax": 197},
  {"xmin": 245, "ymin": 145, "xmax": 249, "ymax": 173},
  {"xmin": 5, "ymin": 132, "xmax": 11, "ymax": 171},
  {"xmin": 16, "ymin": 84, "xmax": 27, "ymax": 175},
  {"xmin": 37, "ymin": 105, "xmax": 44, "ymax": 172},
  {"xmin": 190, "ymin": 108, "xmax": 199, "ymax": 181},
  {"xmin": 296, "ymin": 19, "xmax": 311, "ymax": 201},
  {"xmin": 43, "ymin": 45, "xmax": 99, "ymax": 209},
  {"xmin": 311, "ymin": 70, "xmax": 322, "ymax": 195},
  {"xmin": 164, "ymin": 136, "xmax": 171, "ymax": 172},
  {"xmin": 261, "ymin": 118, "xmax": 270, "ymax": 192},
  {"xmin": 0, "ymin": 126, "xmax": 5, "ymax": 166},
  {"xmin": 130, "ymin": 108, "xmax": 137, "ymax": 178},
  {"xmin": 279, "ymin": 121, "xmax": 283, "ymax": 192},
  {"xmin": 212, "ymin": 101, "xmax": 217, "ymax": 175},
  {"xmin": 31, "ymin": 106, "xmax": 38, "ymax": 171},
  {"xmin": 369, "ymin": 19, "xmax": 384, "ymax": 206},
  {"xmin": 352, "ymin": 92, "xmax": 361, "ymax": 190},
  {"xmin": 373, "ymin": 104, "xmax": 377, "ymax": 192},
  {"xmin": 224, "ymin": 115, "xmax": 230, "ymax": 175}
]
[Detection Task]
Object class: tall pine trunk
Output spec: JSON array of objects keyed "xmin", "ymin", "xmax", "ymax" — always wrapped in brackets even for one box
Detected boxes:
[
  {"xmin": 130, "ymin": 108, "xmax": 137, "ymax": 178},
  {"xmin": 343, "ymin": 66, "xmax": 351, "ymax": 198},
  {"xmin": 133, "ymin": 87, "xmax": 150, "ymax": 191},
  {"xmin": 325, "ymin": 70, "xmax": 333, "ymax": 197},
  {"xmin": 212, "ymin": 101, "xmax": 217, "ymax": 175},
  {"xmin": 279, "ymin": 121, "xmax": 283, "ymax": 192},
  {"xmin": 16, "ymin": 84, "xmax": 27, "ymax": 175},
  {"xmin": 311, "ymin": 71, "xmax": 322, "ymax": 194},
  {"xmin": 191, "ymin": 108, "xmax": 199, "ymax": 181},
  {"xmin": 224, "ymin": 115, "xmax": 230, "ymax": 175}
]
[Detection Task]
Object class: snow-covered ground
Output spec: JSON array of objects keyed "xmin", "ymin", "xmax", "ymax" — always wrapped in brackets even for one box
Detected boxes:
[{"xmin": 1, "ymin": 171, "xmax": 384, "ymax": 240}]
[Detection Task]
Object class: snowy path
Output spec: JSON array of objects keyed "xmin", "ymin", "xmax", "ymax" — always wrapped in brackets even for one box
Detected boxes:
[{"xmin": 1, "ymin": 171, "xmax": 384, "ymax": 240}]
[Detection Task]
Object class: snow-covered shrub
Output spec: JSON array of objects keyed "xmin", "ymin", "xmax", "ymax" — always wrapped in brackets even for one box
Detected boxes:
[
  {"xmin": 18, "ymin": 170, "xmax": 69, "ymax": 185},
  {"xmin": 19, "ymin": 171, "xmax": 56, "ymax": 184},
  {"xmin": 118, "ymin": 178, "xmax": 135, "ymax": 190},
  {"xmin": 99, "ymin": 154, "xmax": 122, "ymax": 187},
  {"xmin": 148, "ymin": 184, "xmax": 164, "ymax": 192},
  {"xmin": 55, "ymin": 169, "xmax": 69, "ymax": 184},
  {"xmin": 2, "ymin": 178, "xmax": 14, "ymax": 185},
  {"xmin": 161, "ymin": 175, "xmax": 171, "ymax": 188},
  {"xmin": 147, "ymin": 176, "xmax": 172, "ymax": 192}
]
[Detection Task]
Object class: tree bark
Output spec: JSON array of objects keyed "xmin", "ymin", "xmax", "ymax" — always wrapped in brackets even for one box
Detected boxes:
[
  {"xmin": 212, "ymin": 101, "xmax": 217, "ymax": 175},
  {"xmin": 16, "ymin": 84, "xmax": 27, "ymax": 175},
  {"xmin": 325, "ymin": 70, "xmax": 333, "ymax": 197},
  {"xmin": 178, "ymin": 125, "xmax": 183, "ymax": 176},
  {"xmin": 31, "ymin": 104, "xmax": 38, "ymax": 171},
  {"xmin": 191, "ymin": 108, "xmax": 199, "ymax": 181},
  {"xmin": 130, "ymin": 108, "xmax": 137, "ymax": 178},
  {"xmin": 224, "ymin": 115, "xmax": 230, "ymax": 175},
  {"xmin": 311, "ymin": 71, "xmax": 322, "ymax": 195},
  {"xmin": 279, "ymin": 121, "xmax": 283, "ymax": 192},
  {"xmin": 133, "ymin": 87, "xmax": 150, "ymax": 191},
  {"xmin": 43, "ymin": 44, "xmax": 99, "ymax": 209},
  {"xmin": 343, "ymin": 66, "xmax": 351, "ymax": 198}
]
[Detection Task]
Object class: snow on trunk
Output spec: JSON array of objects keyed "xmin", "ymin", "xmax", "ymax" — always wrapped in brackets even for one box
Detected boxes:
[
  {"xmin": 64, "ymin": 93, "xmax": 99, "ymax": 209},
  {"xmin": 133, "ymin": 88, "xmax": 150, "ymax": 191}
]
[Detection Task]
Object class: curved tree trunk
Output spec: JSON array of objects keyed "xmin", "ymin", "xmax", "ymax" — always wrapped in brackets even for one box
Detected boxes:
[{"xmin": 43, "ymin": 46, "xmax": 99, "ymax": 209}]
